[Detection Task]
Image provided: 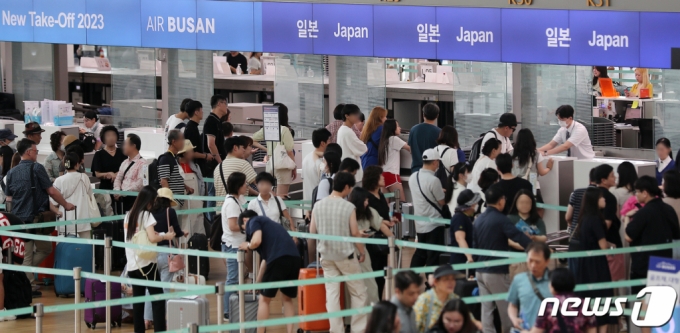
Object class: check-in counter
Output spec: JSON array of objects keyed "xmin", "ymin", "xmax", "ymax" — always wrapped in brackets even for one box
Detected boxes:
[
  {"xmin": 538, "ymin": 157, "xmax": 576, "ymax": 234},
  {"xmin": 228, "ymin": 103, "xmax": 271, "ymax": 124},
  {"xmin": 573, "ymin": 158, "xmax": 656, "ymax": 189},
  {"xmin": 124, "ymin": 127, "xmax": 165, "ymax": 160}
]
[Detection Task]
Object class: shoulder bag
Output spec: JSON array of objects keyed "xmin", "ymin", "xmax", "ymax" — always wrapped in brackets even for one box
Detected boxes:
[
  {"xmin": 268, "ymin": 142, "xmax": 296, "ymax": 171},
  {"xmin": 273, "ymin": 196, "xmax": 291, "ymax": 231},
  {"xmin": 79, "ymin": 174, "xmax": 102, "ymax": 227},
  {"xmin": 29, "ymin": 163, "xmax": 56, "ymax": 235},
  {"xmin": 527, "ymin": 272, "xmax": 570, "ymax": 332},
  {"xmin": 130, "ymin": 211, "xmax": 157, "ymax": 261},
  {"xmin": 416, "ymin": 171, "xmax": 452, "ymax": 219},
  {"xmin": 167, "ymin": 208, "xmax": 185, "ymax": 273}
]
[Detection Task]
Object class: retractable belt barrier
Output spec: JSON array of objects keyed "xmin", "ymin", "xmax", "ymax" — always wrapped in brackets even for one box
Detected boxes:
[{"xmin": 0, "ymin": 192, "xmax": 673, "ymax": 332}]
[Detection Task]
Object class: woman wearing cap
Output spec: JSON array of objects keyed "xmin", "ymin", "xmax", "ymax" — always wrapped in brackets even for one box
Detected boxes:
[
  {"xmin": 142, "ymin": 187, "xmax": 186, "ymax": 329},
  {"xmin": 91, "ymin": 125, "xmax": 125, "ymax": 191},
  {"xmin": 43, "ymin": 131, "xmax": 66, "ymax": 182},
  {"xmin": 50, "ymin": 152, "xmax": 95, "ymax": 238},
  {"xmin": 177, "ymin": 139, "xmax": 205, "ymax": 235},
  {"xmin": 80, "ymin": 111, "xmax": 102, "ymax": 151},
  {"xmin": 448, "ymin": 190, "xmax": 480, "ymax": 274}
]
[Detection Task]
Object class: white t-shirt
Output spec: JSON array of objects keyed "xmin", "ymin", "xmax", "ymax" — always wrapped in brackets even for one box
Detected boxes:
[
  {"xmin": 337, "ymin": 125, "xmax": 367, "ymax": 181},
  {"xmin": 302, "ymin": 152, "xmax": 323, "ymax": 203},
  {"xmin": 316, "ymin": 174, "xmax": 333, "ymax": 202},
  {"xmin": 382, "ymin": 136, "xmax": 407, "ymax": 175},
  {"xmin": 249, "ymin": 57, "xmax": 261, "ymax": 71},
  {"xmin": 247, "ymin": 195, "xmax": 287, "ymax": 222},
  {"xmin": 467, "ymin": 155, "xmax": 497, "ymax": 193},
  {"xmin": 480, "ymin": 128, "xmax": 513, "ymax": 159},
  {"xmin": 551, "ymin": 121, "xmax": 595, "ymax": 160},
  {"xmin": 50, "ymin": 172, "xmax": 94, "ymax": 235},
  {"xmin": 435, "ymin": 145, "xmax": 459, "ymax": 174},
  {"xmin": 124, "ymin": 211, "xmax": 157, "ymax": 272},
  {"xmin": 446, "ymin": 183, "xmax": 466, "ymax": 215},
  {"xmin": 221, "ymin": 194, "xmax": 246, "ymax": 247},
  {"xmin": 164, "ymin": 115, "xmax": 188, "ymax": 139}
]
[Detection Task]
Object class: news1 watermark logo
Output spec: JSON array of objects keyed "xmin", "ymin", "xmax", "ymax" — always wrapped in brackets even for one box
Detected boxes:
[{"xmin": 538, "ymin": 286, "xmax": 678, "ymax": 327}]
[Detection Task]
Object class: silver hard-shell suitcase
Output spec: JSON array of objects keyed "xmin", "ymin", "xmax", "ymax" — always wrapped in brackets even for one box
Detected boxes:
[
  {"xmin": 400, "ymin": 203, "xmax": 416, "ymax": 240},
  {"xmin": 228, "ymin": 250, "xmax": 259, "ymax": 333},
  {"xmin": 167, "ymin": 296, "xmax": 210, "ymax": 328}
]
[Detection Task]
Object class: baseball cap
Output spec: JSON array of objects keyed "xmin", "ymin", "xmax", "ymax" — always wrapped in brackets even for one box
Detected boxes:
[
  {"xmin": 433, "ymin": 265, "xmax": 464, "ymax": 279},
  {"xmin": 62, "ymin": 135, "xmax": 79, "ymax": 148},
  {"xmin": 0, "ymin": 129, "xmax": 17, "ymax": 141},
  {"xmin": 499, "ymin": 113, "xmax": 517, "ymax": 128},
  {"xmin": 456, "ymin": 189, "xmax": 482, "ymax": 210},
  {"xmin": 23, "ymin": 122, "xmax": 45, "ymax": 135},
  {"xmin": 422, "ymin": 148, "xmax": 442, "ymax": 162}
]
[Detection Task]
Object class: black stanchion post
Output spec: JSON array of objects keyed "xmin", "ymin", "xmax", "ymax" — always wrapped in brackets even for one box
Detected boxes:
[
  {"xmin": 237, "ymin": 249, "xmax": 246, "ymax": 333},
  {"xmin": 216, "ymin": 282, "xmax": 225, "ymax": 332},
  {"xmin": 105, "ymin": 236, "xmax": 112, "ymax": 333},
  {"xmin": 74, "ymin": 266, "xmax": 82, "ymax": 333},
  {"xmin": 34, "ymin": 303, "xmax": 44, "ymax": 333}
]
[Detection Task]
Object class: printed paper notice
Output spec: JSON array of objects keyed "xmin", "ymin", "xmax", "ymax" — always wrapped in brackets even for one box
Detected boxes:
[{"xmin": 263, "ymin": 106, "xmax": 281, "ymax": 142}]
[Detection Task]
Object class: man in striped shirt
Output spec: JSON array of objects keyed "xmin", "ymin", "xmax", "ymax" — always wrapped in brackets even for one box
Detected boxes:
[
  {"xmin": 213, "ymin": 136, "xmax": 258, "ymax": 207},
  {"xmin": 159, "ymin": 130, "xmax": 193, "ymax": 207}
]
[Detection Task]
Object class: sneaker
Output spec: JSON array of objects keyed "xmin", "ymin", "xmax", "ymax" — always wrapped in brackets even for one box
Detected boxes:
[
  {"xmin": 32, "ymin": 290, "xmax": 42, "ymax": 298},
  {"xmin": 31, "ymin": 284, "xmax": 41, "ymax": 292},
  {"xmin": 0, "ymin": 308, "xmax": 17, "ymax": 322},
  {"xmin": 223, "ymin": 313, "xmax": 229, "ymax": 321}
]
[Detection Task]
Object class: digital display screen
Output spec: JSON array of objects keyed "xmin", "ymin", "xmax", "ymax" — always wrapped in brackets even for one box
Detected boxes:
[
  {"xmin": 438, "ymin": 7, "xmax": 501, "ymax": 62},
  {"xmin": 501, "ymin": 9, "xmax": 569, "ymax": 65},
  {"xmin": 568, "ymin": 10, "xmax": 640, "ymax": 67},
  {"xmin": 261, "ymin": 2, "xmax": 313, "ymax": 54},
  {"xmin": 373, "ymin": 6, "xmax": 437, "ymax": 59},
  {"xmin": 312, "ymin": 4, "xmax": 374, "ymax": 57}
]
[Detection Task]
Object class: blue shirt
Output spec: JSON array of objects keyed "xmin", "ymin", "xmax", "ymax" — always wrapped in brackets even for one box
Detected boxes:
[
  {"xmin": 408, "ymin": 123, "xmax": 441, "ymax": 172},
  {"xmin": 246, "ymin": 216, "xmax": 298, "ymax": 263},
  {"xmin": 472, "ymin": 207, "xmax": 532, "ymax": 274},
  {"xmin": 5, "ymin": 160, "xmax": 52, "ymax": 222},
  {"xmin": 361, "ymin": 125, "xmax": 383, "ymax": 170},
  {"xmin": 507, "ymin": 270, "xmax": 553, "ymax": 329}
]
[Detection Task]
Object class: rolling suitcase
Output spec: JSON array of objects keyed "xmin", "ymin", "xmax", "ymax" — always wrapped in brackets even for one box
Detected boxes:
[
  {"xmin": 54, "ymin": 207, "xmax": 94, "ymax": 297},
  {"xmin": 400, "ymin": 203, "xmax": 416, "ymax": 240},
  {"xmin": 167, "ymin": 254, "xmax": 210, "ymax": 329},
  {"xmin": 228, "ymin": 251, "xmax": 259, "ymax": 333},
  {"xmin": 298, "ymin": 253, "xmax": 345, "ymax": 332},
  {"xmin": 188, "ymin": 233, "xmax": 210, "ymax": 279},
  {"xmin": 84, "ymin": 278, "xmax": 123, "ymax": 328},
  {"xmin": 110, "ymin": 201, "xmax": 127, "ymax": 271},
  {"xmin": 91, "ymin": 228, "xmax": 107, "ymax": 272}
]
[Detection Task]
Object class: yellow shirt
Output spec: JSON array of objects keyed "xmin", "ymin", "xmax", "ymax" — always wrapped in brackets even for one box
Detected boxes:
[
  {"xmin": 252, "ymin": 125, "xmax": 294, "ymax": 156},
  {"xmin": 414, "ymin": 289, "xmax": 460, "ymax": 333},
  {"xmin": 630, "ymin": 82, "xmax": 653, "ymax": 97}
]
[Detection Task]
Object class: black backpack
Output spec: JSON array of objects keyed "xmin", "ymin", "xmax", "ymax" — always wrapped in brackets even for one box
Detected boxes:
[
  {"xmin": 434, "ymin": 147, "xmax": 451, "ymax": 188},
  {"xmin": 188, "ymin": 233, "xmax": 209, "ymax": 279},
  {"xmin": 148, "ymin": 152, "xmax": 175, "ymax": 190},
  {"xmin": 80, "ymin": 132, "xmax": 97, "ymax": 153},
  {"xmin": 311, "ymin": 176, "xmax": 333, "ymax": 213},
  {"xmin": 3, "ymin": 269, "xmax": 32, "ymax": 318},
  {"xmin": 468, "ymin": 131, "xmax": 497, "ymax": 166}
]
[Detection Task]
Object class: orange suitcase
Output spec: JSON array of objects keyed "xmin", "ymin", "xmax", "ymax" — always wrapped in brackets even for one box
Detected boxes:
[
  {"xmin": 298, "ymin": 266, "xmax": 345, "ymax": 332},
  {"xmin": 37, "ymin": 230, "xmax": 58, "ymax": 284}
]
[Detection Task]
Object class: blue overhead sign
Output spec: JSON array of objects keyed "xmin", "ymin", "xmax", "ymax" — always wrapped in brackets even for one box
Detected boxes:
[
  {"xmin": 261, "ymin": 2, "xmax": 313, "ymax": 54},
  {"xmin": 569, "ymin": 10, "xmax": 640, "ymax": 67},
  {"xmin": 639, "ymin": 12, "xmax": 680, "ymax": 69},
  {"xmin": 501, "ymin": 9, "xmax": 570, "ymax": 65},
  {"xmin": 373, "ymin": 6, "xmax": 437, "ymax": 59},
  {"xmin": 312, "ymin": 4, "xmax": 374, "ymax": 57},
  {"xmin": 86, "ymin": 0, "xmax": 142, "ymax": 47},
  {"xmin": 140, "ymin": 0, "xmax": 198, "ymax": 49},
  {"xmin": 196, "ymin": 1, "xmax": 255, "ymax": 51},
  {"xmin": 32, "ymin": 0, "xmax": 87, "ymax": 44},
  {"xmin": 0, "ymin": 0, "xmax": 34, "ymax": 43},
  {"xmin": 438, "ymin": 7, "xmax": 501, "ymax": 62}
]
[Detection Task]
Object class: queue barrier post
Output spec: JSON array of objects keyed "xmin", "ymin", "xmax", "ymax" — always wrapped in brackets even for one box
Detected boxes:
[
  {"xmin": 188, "ymin": 322, "xmax": 199, "ymax": 333},
  {"xmin": 216, "ymin": 282, "xmax": 225, "ymax": 333},
  {"xmin": 74, "ymin": 267, "xmax": 82, "ymax": 333},
  {"xmin": 34, "ymin": 303, "xmax": 44, "ymax": 333},
  {"xmin": 105, "ymin": 236, "xmax": 112, "ymax": 333},
  {"xmin": 237, "ymin": 249, "xmax": 246, "ymax": 333},
  {"xmin": 384, "ymin": 266, "xmax": 394, "ymax": 301},
  {"xmin": 8, "ymin": 240, "xmax": 13, "ymax": 264}
]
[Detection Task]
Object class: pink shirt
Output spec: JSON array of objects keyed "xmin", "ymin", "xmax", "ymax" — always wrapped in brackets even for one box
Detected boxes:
[{"xmin": 620, "ymin": 195, "xmax": 644, "ymax": 217}]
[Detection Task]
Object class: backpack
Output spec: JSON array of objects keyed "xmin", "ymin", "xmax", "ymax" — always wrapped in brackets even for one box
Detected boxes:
[
  {"xmin": 468, "ymin": 131, "xmax": 497, "ymax": 166},
  {"xmin": 311, "ymin": 176, "xmax": 333, "ymax": 213},
  {"xmin": 434, "ymin": 147, "xmax": 451, "ymax": 188},
  {"xmin": 80, "ymin": 133, "xmax": 97, "ymax": 153},
  {"xmin": 3, "ymin": 270, "xmax": 32, "ymax": 318},
  {"xmin": 148, "ymin": 152, "xmax": 175, "ymax": 190}
]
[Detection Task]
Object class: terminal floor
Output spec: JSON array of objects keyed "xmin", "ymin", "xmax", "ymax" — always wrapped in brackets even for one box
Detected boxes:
[{"xmin": 2, "ymin": 247, "xmax": 416, "ymax": 333}]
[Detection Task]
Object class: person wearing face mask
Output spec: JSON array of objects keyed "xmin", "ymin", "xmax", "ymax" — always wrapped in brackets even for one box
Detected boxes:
[
  {"xmin": 80, "ymin": 111, "xmax": 102, "ymax": 151},
  {"xmin": 43, "ymin": 131, "xmax": 66, "ymax": 182},
  {"xmin": 538, "ymin": 105, "xmax": 595, "ymax": 160},
  {"xmin": 0, "ymin": 129, "xmax": 18, "ymax": 178}
]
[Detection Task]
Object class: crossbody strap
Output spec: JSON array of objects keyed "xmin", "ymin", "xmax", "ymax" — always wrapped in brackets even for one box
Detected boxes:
[
  {"xmin": 257, "ymin": 199, "xmax": 267, "ymax": 218},
  {"xmin": 30, "ymin": 162, "xmax": 38, "ymax": 216},
  {"xmin": 526, "ymin": 271, "xmax": 545, "ymax": 301},
  {"xmin": 273, "ymin": 196, "xmax": 285, "ymax": 223},
  {"xmin": 416, "ymin": 172, "xmax": 443, "ymax": 216},
  {"xmin": 122, "ymin": 161, "xmax": 135, "ymax": 179},
  {"xmin": 219, "ymin": 161, "xmax": 227, "ymax": 189}
]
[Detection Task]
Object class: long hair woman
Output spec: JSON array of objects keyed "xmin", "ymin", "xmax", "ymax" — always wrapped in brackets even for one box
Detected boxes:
[
  {"xmin": 572, "ymin": 187, "xmax": 616, "ymax": 332},
  {"xmin": 360, "ymin": 107, "xmax": 388, "ymax": 169},
  {"xmin": 52, "ymin": 152, "xmax": 94, "ymax": 239},
  {"xmin": 592, "ymin": 66, "xmax": 609, "ymax": 97},
  {"xmin": 426, "ymin": 299, "xmax": 477, "ymax": 333},
  {"xmin": 507, "ymin": 189, "xmax": 547, "ymax": 251},
  {"xmin": 377, "ymin": 119, "xmax": 409, "ymax": 200},
  {"xmin": 445, "ymin": 162, "xmax": 473, "ymax": 215},
  {"xmin": 364, "ymin": 301, "xmax": 400, "ymax": 333},
  {"xmin": 435, "ymin": 125, "xmax": 461, "ymax": 174},
  {"xmin": 125, "ymin": 186, "xmax": 175, "ymax": 332}
]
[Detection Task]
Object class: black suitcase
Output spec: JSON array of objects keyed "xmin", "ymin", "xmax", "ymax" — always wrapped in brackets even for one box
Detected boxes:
[
  {"xmin": 109, "ymin": 202, "xmax": 127, "ymax": 271},
  {"xmin": 455, "ymin": 277, "xmax": 481, "ymax": 321},
  {"xmin": 188, "ymin": 233, "xmax": 210, "ymax": 279},
  {"xmin": 91, "ymin": 228, "xmax": 107, "ymax": 272}
]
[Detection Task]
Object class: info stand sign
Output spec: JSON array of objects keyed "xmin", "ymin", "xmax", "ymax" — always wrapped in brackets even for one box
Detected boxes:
[
  {"xmin": 263, "ymin": 105, "xmax": 280, "ymax": 185},
  {"xmin": 646, "ymin": 256, "xmax": 680, "ymax": 333}
]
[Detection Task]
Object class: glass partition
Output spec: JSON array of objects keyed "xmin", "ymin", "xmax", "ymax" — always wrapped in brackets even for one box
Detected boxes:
[
  {"xmin": 657, "ymin": 69, "xmax": 680, "ymax": 144},
  {"xmin": 452, "ymin": 61, "xmax": 511, "ymax": 148},
  {"xmin": 108, "ymin": 47, "xmax": 158, "ymax": 129},
  {"xmin": 167, "ymin": 49, "xmax": 213, "ymax": 126},
  {"xmin": 11, "ymin": 43, "xmax": 54, "ymax": 111},
  {"xmin": 332, "ymin": 57, "xmax": 386, "ymax": 120},
  {"xmin": 274, "ymin": 54, "xmax": 326, "ymax": 139}
]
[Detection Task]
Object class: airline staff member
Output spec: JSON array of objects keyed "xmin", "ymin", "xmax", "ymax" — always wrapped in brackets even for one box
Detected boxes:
[
  {"xmin": 625, "ymin": 68, "xmax": 653, "ymax": 98},
  {"xmin": 538, "ymin": 105, "xmax": 595, "ymax": 160}
]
